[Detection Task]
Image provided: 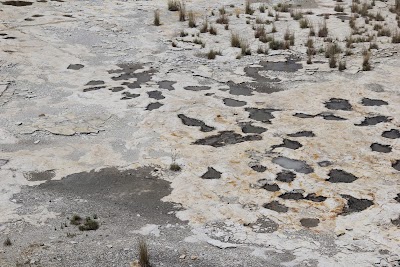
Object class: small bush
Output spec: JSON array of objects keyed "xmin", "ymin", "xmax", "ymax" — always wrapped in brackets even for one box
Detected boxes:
[
  {"xmin": 299, "ymin": 18, "xmax": 310, "ymax": 28},
  {"xmin": 290, "ymin": 9, "xmax": 303, "ymax": 20},
  {"xmin": 254, "ymin": 26, "xmax": 265, "ymax": 38},
  {"xmin": 179, "ymin": 1, "xmax": 186, "ymax": 21},
  {"xmin": 375, "ymin": 12, "xmax": 384, "ymax": 21},
  {"xmin": 257, "ymin": 45, "xmax": 268, "ymax": 54},
  {"xmin": 377, "ymin": 28, "xmax": 391, "ymax": 37},
  {"xmin": 269, "ymin": 38, "xmax": 286, "ymax": 50},
  {"xmin": 271, "ymin": 23, "xmax": 277, "ymax": 33},
  {"xmin": 193, "ymin": 38, "xmax": 203, "ymax": 45},
  {"xmin": 245, "ymin": 0, "xmax": 254, "ymax": 15},
  {"xmin": 373, "ymin": 24, "xmax": 383, "ymax": 30},
  {"xmin": 216, "ymin": 14, "xmax": 229, "ymax": 24},
  {"xmin": 259, "ymin": 5, "xmax": 266, "ymax": 13},
  {"xmin": 275, "ymin": 3, "xmax": 290, "ymax": 12},
  {"xmin": 318, "ymin": 20, "xmax": 328, "ymax": 37},
  {"xmin": 334, "ymin": 4, "xmax": 344, "ymax": 12},
  {"xmin": 369, "ymin": 42, "xmax": 378, "ymax": 49},
  {"xmin": 309, "ymin": 25, "xmax": 315, "ymax": 36},
  {"xmin": 392, "ymin": 31, "xmax": 400, "ymax": 43},
  {"xmin": 170, "ymin": 163, "xmax": 182, "ymax": 171},
  {"xmin": 231, "ymin": 33, "xmax": 241, "ymax": 47},
  {"xmin": 351, "ymin": 3, "xmax": 359, "ymax": 13},
  {"xmin": 4, "ymin": 237, "xmax": 11, "ymax": 246},
  {"xmin": 307, "ymin": 54, "xmax": 312, "ymax": 64},
  {"xmin": 139, "ymin": 239, "xmax": 151, "ymax": 267},
  {"xmin": 209, "ymin": 25, "xmax": 217, "ymax": 35},
  {"xmin": 188, "ymin": 11, "xmax": 196, "ymax": 27},
  {"xmin": 329, "ymin": 56, "xmax": 337, "ymax": 68},
  {"xmin": 349, "ymin": 16, "xmax": 356, "ymax": 28},
  {"xmin": 78, "ymin": 217, "xmax": 99, "ymax": 231},
  {"xmin": 338, "ymin": 60, "xmax": 346, "ymax": 71},
  {"xmin": 219, "ymin": 6, "xmax": 226, "ymax": 15},
  {"xmin": 325, "ymin": 43, "xmax": 342, "ymax": 58},
  {"xmin": 255, "ymin": 17, "xmax": 264, "ymax": 24},
  {"xmin": 200, "ymin": 20, "xmax": 208, "ymax": 33},
  {"xmin": 70, "ymin": 214, "xmax": 82, "ymax": 225},
  {"xmin": 168, "ymin": 0, "xmax": 180, "ymax": 11},
  {"xmin": 362, "ymin": 52, "xmax": 371, "ymax": 71},
  {"xmin": 153, "ymin": 10, "xmax": 161, "ymax": 26}
]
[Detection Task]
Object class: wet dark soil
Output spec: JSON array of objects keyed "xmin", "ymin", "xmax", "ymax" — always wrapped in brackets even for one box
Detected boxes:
[
  {"xmin": 276, "ymin": 170, "xmax": 296, "ymax": 182},
  {"xmin": 287, "ymin": 131, "xmax": 315, "ymax": 137},
  {"xmin": 263, "ymin": 201, "xmax": 288, "ymax": 213},
  {"xmin": 382, "ymin": 129, "xmax": 400, "ymax": 139},
  {"xmin": 178, "ymin": 114, "xmax": 215, "ymax": 132},
  {"xmin": 370, "ymin": 143, "xmax": 392, "ymax": 153},
  {"xmin": 201, "ymin": 167, "xmax": 222, "ymax": 179},
  {"xmin": 361, "ymin": 98, "xmax": 388, "ymax": 106},
  {"xmin": 300, "ymin": 218, "xmax": 319, "ymax": 228},
  {"xmin": 340, "ymin": 194, "xmax": 374, "ymax": 215},
  {"xmin": 324, "ymin": 98, "xmax": 352, "ymax": 111},
  {"xmin": 327, "ymin": 169, "xmax": 358, "ymax": 183},
  {"xmin": 194, "ymin": 131, "xmax": 262, "ymax": 147},
  {"xmin": 356, "ymin": 116, "xmax": 391, "ymax": 126}
]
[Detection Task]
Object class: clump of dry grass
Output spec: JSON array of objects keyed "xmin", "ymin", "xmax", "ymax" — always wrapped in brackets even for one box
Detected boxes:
[
  {"xmin": 231, "ymin": 32, "xmax": 241, "ymax": 47},
  {"xmin": 179, "ymin": 1, "xmax": 186, "ymax": 21},
  {"xmin": 254, "ymin": 25, "xmax": 265, "ymax": 38},
  {"xmin": 329, "ymin": 56, "xmax": 337, "ymax": 68},
  {"xmin": 271, "ymin": 23, "xmax": 277, "ymax": 33},
  {"xmin": 275, "ymin": 3, "xmax": 290, "ymax": 12},
  {"xmin": 259, "ymin": 5, "xmax": 266, "ymax": 13},
  {"xmin": 299, "ymin": 18, "xmax": 310, "ymax": 28},
  {"xmin": 338, "ymin": 60, "xmax": 346, "ymax": 71},
  {"xmin": 269, "ymin": 38, "xmax": 287, "ymax": 50},
  {"xmin": 170, "ymin": 163, "xmax": 181, "ymax": 171},
  {"xmin": 4, "ymin": 237, "xmax": 11, "ymax": 247},
  {"xmin": 257, "ymin": 45, "xmax": 268, "ymax": 54},
  {"xmin": 245, "ymin": 0, "xmax": 254, "ymax": 15},
  {"xmin": 153, "ymin": 10, "xmax": 161, "ymax": 26},
  {"xmin": 392, "ymin": 30, "xmax": 400, "ymax": 43},
  {"xmin": 377, "ymin": 27, "xmax": 391, "ymax": 36},
  {"xmin": 231, "ymin": 33, "xmax": 251, "ymax": 55},
  {"xmin": 318, "ymin": 20, "xmax": 328, "ymax": 37},
  {"xmin": 207, "ymin": 49, "xmax": 222, "ymax": 59},
  {"xmin": 284, "ymin": 29, "xmax": 295, "ymax": 45},
  {"xmin": 334, "ymin": 4, "xmax": 344, "ymax": 12},
  {"xmin": 138, "ymin": 239, "xmax": 151, "ymax": 267},
  {"xmin": 168, "ymin": 0, "xmax": 180, "ymax": 11},
  {"xmin": 216, "ymin": 14, "xmax": 229, "ymax": 24},
  {"xmin": 209, "ymin": 25, "xmax": 217, "ymax": 35},
  {"xmin": 375, "ymin": 12, "xmax": 384, "ymax": 21},
  {"xmin": 362, "ymin": 52, "xmax": 371, "ymax": 71},
  {"xmin": 188, "ymin": 11, "xmax": 196, "ymax": 27},
  {"xmin": 325, "ymin": 43, "xmax": 342, "ymax": 58},
  {"xmin": 200, "ymin": 19, "xmax": 208, "ymax": 33},
  {"xmin": 290, "ymin": 9, "xmax": 303, "ymax": 20}
]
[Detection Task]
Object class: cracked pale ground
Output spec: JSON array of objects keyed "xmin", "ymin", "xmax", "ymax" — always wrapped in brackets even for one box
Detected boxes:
[{"xmin": 0, "ymin": 0, "xmax": 399, "ymax": 266}]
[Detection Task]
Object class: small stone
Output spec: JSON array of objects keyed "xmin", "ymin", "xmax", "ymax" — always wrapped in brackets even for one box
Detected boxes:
[
  {"xmin": 191, "ymin": 255, "xmax": 198, "ymax": 260},
  {"xmin": 34, "ymin": 140, "xmax": 40, "ymax": 144},
  {"xmin": 179, "ymin": 254, "xmax": 186, "ymax": 259},
  {"xmin": 15, "ymin": 122, "xmax": 22, "ymax": 126},
  {"xmin": 106, "ymin": 245, "xmax": 113, "ymax": 249}
]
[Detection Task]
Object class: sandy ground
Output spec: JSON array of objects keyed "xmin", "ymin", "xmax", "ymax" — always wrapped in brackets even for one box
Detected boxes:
[{"xmin": 0, "ymin": 0, "xmax": 399, "ymax": 266}]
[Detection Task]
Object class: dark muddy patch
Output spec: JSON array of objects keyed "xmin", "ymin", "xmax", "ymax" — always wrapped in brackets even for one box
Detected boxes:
[
  {"xmin": 356, "ymin": 116, "xmax": 391, "ymax": 126},
  {"xmin": 158, "ymin": 80, "xmax": 176, "ymax": 90},
  {"xmin": 382, "ymin": 129, "xmax": 400, "ymax": 139},
  {"xmin": 243, "ymin": 66, "xmax": 281, "ymax": 94},
  {"xmin": 110, "ymin": 64, "xmax": 156, "ymax": 88},
  {"xmin": 178, "ymin": 114, "xmax": 215, "ymax": 132},
  {"xmin": 201, "ymin": 167, "xmax": 222, "ymax": 179},
  {"xmin": 276, "ymin": 170, "xmax": 296, "ymax": 182},
  {"xmin": 251, "ymin": 164, "xmax": 267, "ymax": 173},
  {"xmin": 67, "ymin": 64, "xmax": 84, "ymax": 70},
  {"xmin": 34, "ymin": 167, "xmax": 181, "ymax": 224},
  {"xmin": 340, "ymin": 194, "xmax": 373, "ymax": 215},
  {"xmin": 287, "ymin": 131, "xmax": 315, "ymax": 138},
  {"xmin": 32, "ymin": 14, "xmax": 43, "ymax": 17},
  {"xmin": 318, "ymin": 161, "xmax": 333, "ymax": 167},
  {"xmin": 121, "ymin": 92, "xmax": 140, "ymax": 100},
  {"xmin": 250, "ymin": 217, "xmax": 279, "ymax": 233},
  {"xmin": 263, "ymin": 201, "xmax": 288, "ymax": 213},
  {"xmin": 184, "ymin": 86, "xmax": 211, "ymax": 91},
  {"xmin": 293, "ymin": 113, "xmax": 315, "ymax": 119},
  {"xmin": 24, "ymin": 170, "xmax": 55, "ymax": 181},
  {"xmin": 327, "ymin": 169, "xmax": 358, "ymax": 183},
  {"xmin": 246, "ymin": 108, "xmax": 279, "ymax": 123},
  {"xmin": 147, "ymin": 90, "xmax": 165, "ymax": 100},
  {"xmin": 272, "ymin": 157, "xmax": 313, "ymax": 174},
  {"xmin": 226, "ymin": 81, "xmax": 253, "ymax": 96},
  {"xmin": 370, "ymin": 143, "xmax": 392, "ymax": 153},
  {"xmin": 259, "ymin": 59, "xmax": 302, "ymax": 72},
  {"xmin": 300, "ymin": 218, "xmax": 319, "ymax": 228},
  {"xmin": 240, "ymin": 122, "xmax": 267, "ymax": 134},
  {"xmin": 83, "ymin": 86, "xmax": 106, "ymax": 92},
  {"xmin": 86, "ymin": 80, "xmax": 104, "ymax": 86},
  {"xmin": 324, "ymin": 98, "xmax": 352, "ymax": 111},
  {"xmin": 272, "ymin": 139, "xmax": 302, "ymax": 150},
  {"xmin": 392, "ymin": 160, "xmax": 400, "ymax": 171},
  {"xmin": 318, "ymin": 113, "xmax": 347, "ymax": 121},
  {"xmin": 361, "ymin": 98, "xmax": 388, "ymax": 106},
  {"xmin": 262, "ymin": 182, "xmax": 280, "ymax": 192},
  {"xmin": 194, "ymin": 131, "xmax": 262, "ymax": 147},
  {"xmin": 2, "ymin": 1, "xmax": 33, "ymax": 6},
  {"xmin": 109, "ymin": 86, "xmax": 124, "ymax": 92},
  {"xmin": 305, "ymin": 193, "xmax": 327, "ymax": 202},
  {"xmin": 146, "ymin": 102, "xmax": 163, "ymax": 110},
  {"xmin": 279, "ymin": 191, "xmax": 304, "ymax": 200},
  {"xmin": 223, "ymin": 98, "xmax": 247, "ymax": 107}
]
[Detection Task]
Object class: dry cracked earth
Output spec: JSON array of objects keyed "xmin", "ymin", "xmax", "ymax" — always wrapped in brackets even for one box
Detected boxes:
[{"xmin": 0, "ymin": 0, "xmax": 399, "ymax": 266}]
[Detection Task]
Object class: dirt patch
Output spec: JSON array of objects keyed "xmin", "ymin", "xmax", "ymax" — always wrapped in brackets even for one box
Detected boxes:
[
  {"xmin": 327, "ymin": 169, "xmax": 358, "ymax": 183},
  {"xmin": 178, "ymin": 114, "xmax": 215, "ymax": 132},
  {"xmin": 194, "ymin": 131, "xmax": 262, "ymax": 147}
]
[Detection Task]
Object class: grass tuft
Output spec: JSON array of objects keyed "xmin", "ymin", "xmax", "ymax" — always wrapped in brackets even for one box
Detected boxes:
[
  {"xmin": 188, "ymin": 11, "xmax": 196, "ymax": 27},
  {"xmin": 168, "ymin": 0, "xmax": 180, "ymax": 11},
  {"xmin": 4, "ymin": 237, "xmax": 11, "ymax": 247},
  {"xmin": 78, "ymin": 217, "xmax": 99, "ymax": 231},
  {"xmin": 153, "ymin": 10, "xmax": 161, "ymax": 26},
  {"xmin": 138, "ymin": 239, "xmax": 151, "ymax": 267}
]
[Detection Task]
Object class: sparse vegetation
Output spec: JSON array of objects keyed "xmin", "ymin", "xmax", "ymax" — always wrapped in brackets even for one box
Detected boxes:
[
  {"xmin": 70, "ymin": 214, "xmax": 82, "ymax": 225},
  {"xmin": 188, "ymin": 11, "xmax": 196, "ymax": 27},
  {"xmin": 271, "ymin": 23, "xmax": 277, "ymax": 33},
  {"xmin": 168, "ymin": 0, "xmax": 180, "ymax": 11},
  {"xmin": 138, "ymin": 239, "xmax": 151, "ymax": 267},
  {"xmin": 338, "ymin": 60, "xmax": 346, "ymax": 71},
  {"xmin": 290, "ymin": 9, "xmax": 303, "ymax": 20},
  {"xmin": 362, "ymin": 52, "xmax": 371, "ymax": 71},
  {"xmin": 170, "ymin": 163, "xmax": 181, "ymax": 171},
  {"xmin": 200, "ymin": 19, "xmax": 208, "ymax": 33},
  {"xmin": 269, "ymin": 38, "xmax": 286, "ymax": 50},
  {"xmin": 375, "ymin": 12, "xmax": 384, "ymax": 21},
  {"xmin": 377, "ymin": 27, "xmax": 391, "ymax": 36},
  {"xmin": 318, "ymin": 20, "xmax": 328, "ymax": 37},
  {"xmin": 309, "ymin": 25, "xmax": 315, "ymax": 36},
  {"xmin": 329, "ymin": 56, "xmax": 337, "ymax": 68},
  {"xmin": 216, "ymin": 14, "xmax": 229, "ymax": 24},
  {"xmin": 325, "ymin": 43, "xmax": 342, "ymax": 58},
  {"xmin": 179, "ymin": 1, "xmax": 186, "ymax": 21},
  {"xmin": 275, "ymin": 3, "xmax": 290, "ymax": 12},
  {"xmin": 209, "ymin": 25, "xmax": 217, "ymax": 35},
  {"xmin": 153, "ymin": 10, "xmax": 161, "ymax": 26},
  {"xmin": 245, "ymin": 0, "xmax": 254, "ymax": 15},
  {"xmin": 231, "ymin": 33, "xmax": 241, "ymax": 47},
  {"xmin": 334, "ymin": 4, "xmax": 344, "ymax": 12},
  {"xmin": 78, "ymin": 217, "xmax": 99, "ymax": 231},
  {"xmin": 392, "ymin": 31, "xmax": 400, "ymax": 43},
  {"xmin": 241, "ymin": 41, "xmax": 251, "ymax": 55},
  {"xmin": 254, "ymin": 25, "xmax": 266, "ymax": 38},
  {"xmin": 299, "ymin": 18, "xmax": 310, "ymax": 28},
  {"xmin": 369, "ymin": 42, "xmax": 379, "ymax": 49},
  {"xmin": 257, "ymin": 45, "xmax": 268, "ymax": 54},
  {"xmin": 4, "ymin": 237, "xmax": 11, "ymax": 246}
]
